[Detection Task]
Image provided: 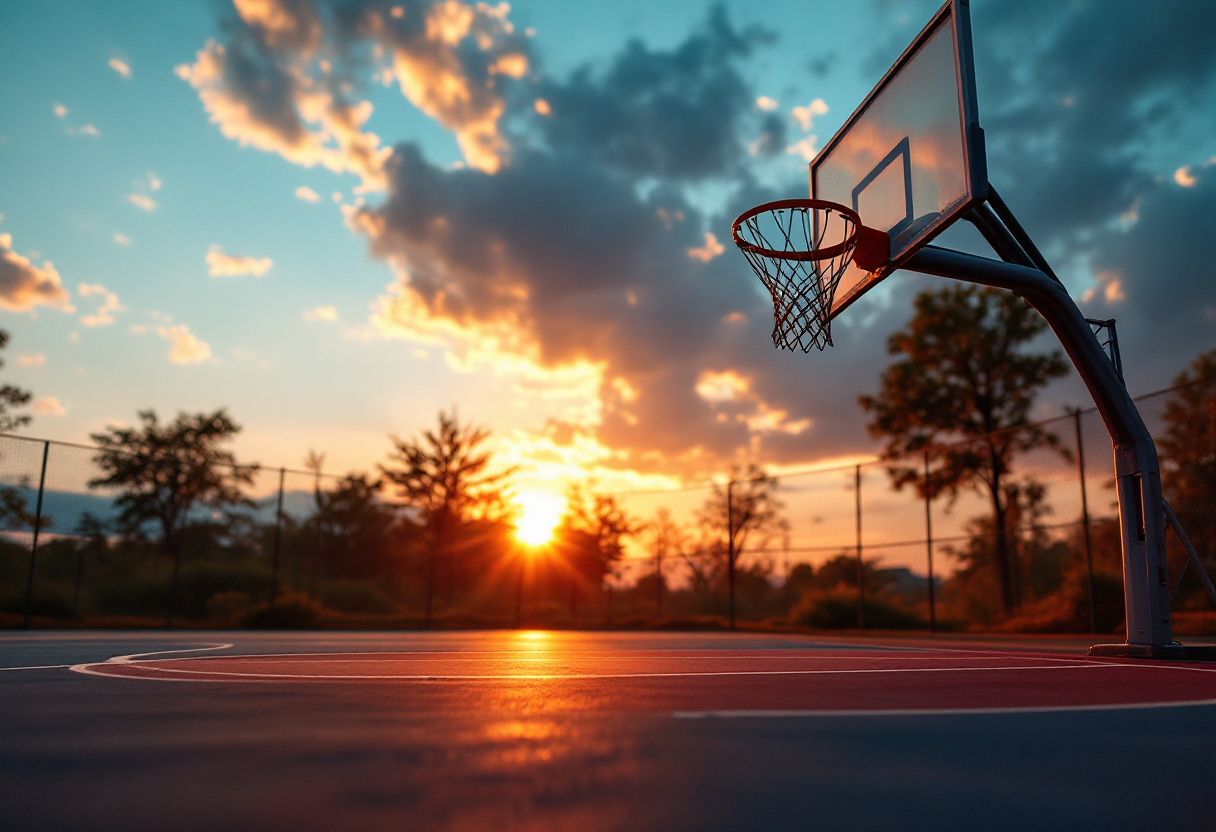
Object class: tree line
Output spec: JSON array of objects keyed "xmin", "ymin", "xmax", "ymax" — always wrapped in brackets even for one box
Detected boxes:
[{"xmin": 2, "ymin": 286, "xmax": 1215, "ymax": 632}]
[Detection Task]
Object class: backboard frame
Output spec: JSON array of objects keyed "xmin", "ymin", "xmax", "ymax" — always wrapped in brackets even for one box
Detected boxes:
[{"xmin": 811, "ymin": 0, "xmax": 987, "ymax": 319}]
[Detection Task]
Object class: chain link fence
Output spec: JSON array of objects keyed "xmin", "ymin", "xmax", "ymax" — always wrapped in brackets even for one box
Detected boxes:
[{"xmin": 1, "ymin": 380, "xmax": 1213, "ymax": 632}]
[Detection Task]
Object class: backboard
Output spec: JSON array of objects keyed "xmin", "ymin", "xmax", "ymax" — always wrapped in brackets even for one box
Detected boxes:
[{"xmin": 811, "ymin": 0, "xmax": 986, "ymax": 318}]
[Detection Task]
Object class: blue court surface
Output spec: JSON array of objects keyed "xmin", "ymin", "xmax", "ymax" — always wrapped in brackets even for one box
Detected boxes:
[{"xmin": 3, "ymin": 630, "xmax": 1215, "ymax": 831}]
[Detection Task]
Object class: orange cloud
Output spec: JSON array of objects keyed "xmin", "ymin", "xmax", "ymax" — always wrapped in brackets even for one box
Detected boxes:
[
  {"xmin": 0, "ymin": 231, "xmax": 73, "ymax": 312},
  {"xmin": 206, "ymin": 245, "xmax": 273, "ymax": 277},
  {"xmin": 176, "ymin": 39, "xmax": 390, "ymax": 190},
  {"xmin": 77, "ymin": 283, "xmax": 124, "ymax": 327},
  {"xmin": 157, "ymin": 324, "xmax": 212, "ymax": 364},
  {"xmin": 32, "ymin": 396, "xmax": 67, "ymax": 416},
  {"xmin": 687, "ymin": 232, "xmax": 724, "ymax": 263}
]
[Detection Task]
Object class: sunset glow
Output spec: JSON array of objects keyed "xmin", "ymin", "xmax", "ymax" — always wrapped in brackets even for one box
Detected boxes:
[{"xmin": 513, "ymin": 493, "xmax": 565, "ymax": 546}]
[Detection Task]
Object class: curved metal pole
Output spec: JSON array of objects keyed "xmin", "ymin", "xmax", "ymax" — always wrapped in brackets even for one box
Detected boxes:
[{"xmin": 903, "ymin": 246, "xmax": 1172, "ymax": 648}]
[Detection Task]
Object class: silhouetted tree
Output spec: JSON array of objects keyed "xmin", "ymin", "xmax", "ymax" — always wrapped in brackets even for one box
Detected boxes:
[
  {"xmin": 312, "ymin": 473, "xmax": 402, "ymax": 581},
  {"xmin": 89, "ymin": 409, "xmax": 256, "ymax": 625},
  {"xmin": 380, "ymin": 409, "xmax": 514, "ymax": 626},
  {"xmin": 644, "ymin": 508, "xmax": 686, "ymax": 616},
  {"xmin": 1159, "ymin": 350, "xmax": 1216, "ymax": 567},
  {"xmin": 696, "ymin": 464, "xmax": 787, "ymax": 626},
  {"xmin": 859, "ymin": 285, "xmax": 1068, "ymax": 616},
  {"xmin": 0, "ymin": 330, "xmax": 32, "ymax": 432}
]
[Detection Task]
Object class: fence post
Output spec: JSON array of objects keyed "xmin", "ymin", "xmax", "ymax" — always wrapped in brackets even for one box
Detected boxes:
[
  {"xmin": 21, "ymin": 441, "xmax": 50, "ymax": 629},
  {"xmin": 1073, "ymin": 408, "xmax": 1097, "ymax": 634},
  {"xmin": 855, "ymin": 464, "xmax": 865, "ymax": 630},
  {"xmin": 727, "ymin": 479, "xmax": 736, "ymax": 631},
  {"xmin": 923, "ymin": 451, "xmax": 936, "ymax": 634},
  {"xmin": 270, "ymin": 467, "xmax": 285, "ymax": 604}
]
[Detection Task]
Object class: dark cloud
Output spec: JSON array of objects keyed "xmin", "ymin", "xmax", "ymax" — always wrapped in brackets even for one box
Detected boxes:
[
  {"xmin": 973, "ymin": 0, "xmax": 1216, "ymax": 246},
  {"xmin": 534, "ymin": 8, "xmax": 771, "ymax": 181},
  {"xmin": 188, "ymin": 0, "xmax": 1216, "ymax": 473}
]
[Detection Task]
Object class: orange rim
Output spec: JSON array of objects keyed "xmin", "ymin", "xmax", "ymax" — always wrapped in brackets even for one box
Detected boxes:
[{"xmin": 731, "ymin": 198, "xmax": 861, "ymax": 262}]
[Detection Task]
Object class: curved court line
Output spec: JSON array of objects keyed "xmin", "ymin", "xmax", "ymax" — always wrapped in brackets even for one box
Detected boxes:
[
  {"xmin": 68, "ymin": 643, "xmax": 233, "ymax": 678},
  {"xmin": 70, "ymin": 659, "xmax": 1114, "ymax": 683},
  {"xmin": 673, "ymin": 697, "xmax": 1216, "ymax": 718}
]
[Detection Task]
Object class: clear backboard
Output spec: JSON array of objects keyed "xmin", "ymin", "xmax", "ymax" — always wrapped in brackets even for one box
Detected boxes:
[{"xmin": 811, "ymin": 0, "xmax": 986, "ymax": 318}]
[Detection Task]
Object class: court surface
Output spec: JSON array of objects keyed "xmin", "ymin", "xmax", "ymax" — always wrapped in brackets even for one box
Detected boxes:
[{"xmin": 4, "ymin": 630, "xmax": 1216, "ymax": 831}]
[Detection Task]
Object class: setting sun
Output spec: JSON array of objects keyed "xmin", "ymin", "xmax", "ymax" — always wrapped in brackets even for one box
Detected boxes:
[{"xmin": 513, "ymin": 492, "xmax": 565, "ymax": 546}]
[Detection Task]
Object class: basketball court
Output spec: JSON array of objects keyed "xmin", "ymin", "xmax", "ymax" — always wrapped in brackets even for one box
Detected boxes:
[{"xmin": 4, "ymin": 629, "xmax": 1216, "ymax": 830}]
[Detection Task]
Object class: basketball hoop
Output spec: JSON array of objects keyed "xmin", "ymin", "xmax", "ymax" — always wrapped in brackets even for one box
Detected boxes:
[{"xmin": 731, "ymin": 198, "xmax": 886, "ymax": 351}]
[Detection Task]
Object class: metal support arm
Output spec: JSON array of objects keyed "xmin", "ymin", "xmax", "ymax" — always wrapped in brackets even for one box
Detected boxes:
[{"xmin": 903, "ymin": 245, "xmax": 1173, "ymax": 648}]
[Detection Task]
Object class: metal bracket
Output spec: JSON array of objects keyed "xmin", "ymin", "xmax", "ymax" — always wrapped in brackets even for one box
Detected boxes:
[
  {"xmin": 1086, "ymin": 318, "xmax": 1124, "ymax": 383},
  {"xmin": 1164, "ymin": 500, "xmax": 1216, "ymax": 607}
]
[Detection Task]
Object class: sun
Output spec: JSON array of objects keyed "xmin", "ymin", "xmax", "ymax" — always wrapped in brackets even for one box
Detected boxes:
[{"xmin": 514, "ymin": 492, "xmax": 565, "ymax": 546}]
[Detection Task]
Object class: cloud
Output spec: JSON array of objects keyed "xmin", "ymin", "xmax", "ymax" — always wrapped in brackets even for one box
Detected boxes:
[
  {"xmin": 127, "ymin": 194, "xmax": 156, "ymax": 211},
  {"xmin": 67, "ymin": 125, "xmax": 101, "ymax": 137},
  {"xmin": 785, "ymin": 135, "xmax": 819, "ymax": 161},
  {"xmin": 52, "ymin": 103, "xmax": 67, "ymax": 118},
  {"xmin": 294, "ymin": 185, "xmax": 321, "ymax": 202},
  {"xmin": 756, "ymin": 96, "xmax": 778, "ymax": 111},
  {"xmin": 206, "ymin": 245, "xmax": 273, "ymax": 277},
  {"xmin": 173, "ymin": 0, "xmax": 531, "ymax": 186},
  {"xmin": 108, "ymin": 58, "xmax": 131, "ymax": 78},
  {"xmin": 31, "ymin": 396, "xmax": 67, "ymax": 416},
  {"xmin": 157, "ymin": 324, "xmax": 212, "ymax": 364},
  {"xmin": 687, "ymin": 232, "xmax": 725, "ymax": 263},
  {"xmin": 77, "ymin": 283, "xmax": 124, "ymax": 327},
  {"xmin": 965, "ymin": 0, "xmax": 1216, "ymax": 389},
  {"xmin": 534, "ymin": 9, "xmax": 769, "ymax": 180},
  {"xmin": 304, "ymin": 304, "xmax": 338, "ymax": 321},
  {"xmin": 190, "ymin": 2, "xmax": 1216, "ymax": 477},
  {"xmin": 16, "ymin": 353, "xmax": 45, "ymax": 368},
  {"xmin": 113, "ymin": 233, "xmax": 131, "ymax": 246},
  {"xmin": 790, "ymin": 98, "xmax": 828, "ymax": 131},
  {"xmin": 695, "ymin": 369, "xmax": 750, "ymax": 403},
  {"xmin": 0, "ymin": 231, "xmax": 73, "ymax": 312}
]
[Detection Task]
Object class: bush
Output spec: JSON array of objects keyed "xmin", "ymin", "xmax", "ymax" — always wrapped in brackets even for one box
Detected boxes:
[
  {"xmin": 320, "ymin": 580, "xmax": 395, "ymax": 614},
  {"xmin": 242, "ymin": 589, "xmax": 323, "ymax": 629},
  {"xmin": 791, "ymin": 587, "xmax": 924, "ymax": 630},
  {"xmin": 206, "ymin": 590, "xmax": 254, "ymax": 626}
]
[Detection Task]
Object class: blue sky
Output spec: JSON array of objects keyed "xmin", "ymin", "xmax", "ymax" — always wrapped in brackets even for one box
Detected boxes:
[{"xmin": 1, "ymin": 0, "xmax": 1214, "ymax": 501}]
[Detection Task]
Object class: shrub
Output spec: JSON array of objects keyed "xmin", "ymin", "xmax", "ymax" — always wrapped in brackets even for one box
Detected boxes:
[
  {"xmin": 242, "ymin": 589, "xmax": 323, "ymax": 629},
  {"xmin": 791, "ymin": 587, "xmax": 923, "ymax": 630}
]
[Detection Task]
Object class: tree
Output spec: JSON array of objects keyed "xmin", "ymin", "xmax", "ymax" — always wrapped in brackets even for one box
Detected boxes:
[
  {"xmin": 859, "ymin": 285, "xmax": 1068, "ymax": 616},
  {"xmin": 311, "ymin": 473, "xmax": 402, "ymax": 581},
  {"xmin": 644, "ymin": 507, "xmax": 686, "ymax": 616},
  {"xmin": 557, "ymin": 482, "xmax": 639, "ymax": 621},
  {"xmin": 89, "ymin": 409, "xmax": 256, "ymax": 625},
  {"xmin": 380, "ymin": 409, "xmax": 514, "ymax": 626},
  {"xmin": 0, "ymin": 330, "xmax": 32, "ymax": 432},
  {"xmin": 696, "ymin": 463, "xmax": 788, "ymax": 628},
  {"xmin": 1158, "ymin": 350, "xmax": 1216, "ymax": 570}
]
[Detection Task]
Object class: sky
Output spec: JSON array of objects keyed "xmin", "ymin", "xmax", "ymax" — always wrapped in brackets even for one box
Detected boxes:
[{"xmin": 1, "ymin": 0, "xmax": 1215, "ymax": 543}]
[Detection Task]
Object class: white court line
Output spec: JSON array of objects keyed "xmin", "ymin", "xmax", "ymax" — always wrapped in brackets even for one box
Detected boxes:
[
  {"xmin": 673, "ymin": 697, "xmax": 1216, "ymax": 718},
  {"xmin": 0, "ymin": 664, "xmax": 71, "ymax": 671},
  {"xmin": 68, "ymin": 643, "xmax": 232, "ymax": 678},
  {"xmin": 70, "ymin": 660, "xmax": 1113, "ymax": 683}
]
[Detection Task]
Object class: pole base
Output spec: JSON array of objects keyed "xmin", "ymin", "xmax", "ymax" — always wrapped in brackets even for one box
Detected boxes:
[{"xmin": 1089, "ymin": 643, "xmax": 1216, "ymax": 661}]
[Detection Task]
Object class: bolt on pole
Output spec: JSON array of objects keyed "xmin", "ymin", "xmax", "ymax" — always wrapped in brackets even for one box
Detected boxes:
[{"xmin": 21, "ymin": 440, "xmax": 50, "ymax": 629}]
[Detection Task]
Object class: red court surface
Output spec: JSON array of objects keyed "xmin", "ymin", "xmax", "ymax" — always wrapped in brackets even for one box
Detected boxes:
[
  {"xmin": 6, "ymin": 631, "xmax": 1216, "ymax": 831},
  {"xmin": 73, "ymin": 642, "xmax": 1216, "ymax": 715}
]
